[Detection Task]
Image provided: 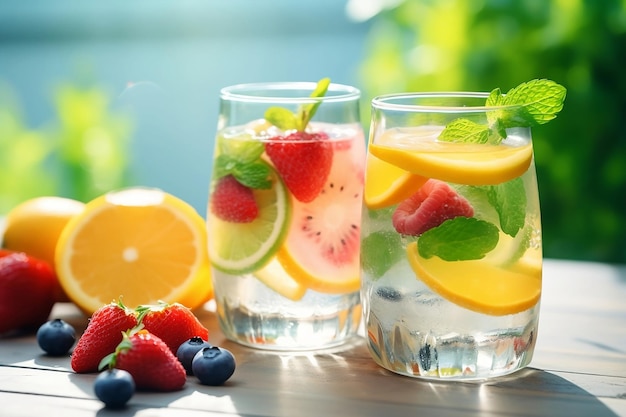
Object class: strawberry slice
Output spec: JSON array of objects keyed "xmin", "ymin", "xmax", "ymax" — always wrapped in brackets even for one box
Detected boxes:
[
  {"xmin": 210, "ymin": 175, "xmax": 259, "ymax": 223},
  {"xmin": 265, "ymin": 131, "xmax": 333, "ymax": 203},
  {"xmin": 392, "ymin": 179, "xmax": 474, "ymax": 236}
]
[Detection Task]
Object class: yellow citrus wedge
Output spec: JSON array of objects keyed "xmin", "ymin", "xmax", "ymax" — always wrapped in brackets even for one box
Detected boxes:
[
  {"xmin": 363, "ymin": 153, "xmax": 428, "ymax": 209},
  {"xmin": 369, "ymin": 142, "xmax": 533, "ymax": 186},
  {"xmin": 55, "ymin": 187, "xmax": 212, "ymax": 315},
  {"xmin": 406, "ymin": 241, "xmax": 541, "ymax": 316},
  {"xmin": 254, "ymin": 257, "xmax": 307, "ymax": 301}
]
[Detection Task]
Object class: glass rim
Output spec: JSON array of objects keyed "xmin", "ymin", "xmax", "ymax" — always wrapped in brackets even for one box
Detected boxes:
[
  {"xmin": 371, "ymin": 91, "xmax": 522, "ymax": 112},
  {"xmin": 220, "ymin": 81, "xmax": 361, "ymax": 103}
]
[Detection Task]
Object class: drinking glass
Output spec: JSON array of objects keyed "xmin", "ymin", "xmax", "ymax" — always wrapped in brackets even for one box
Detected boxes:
[
  {"xmin": 361, "ymin": 92, "xmax": 542, "ymax": 379},
  {"xmin": 207, "ymin": 81, "xmax": 365, "ymax": 350}
]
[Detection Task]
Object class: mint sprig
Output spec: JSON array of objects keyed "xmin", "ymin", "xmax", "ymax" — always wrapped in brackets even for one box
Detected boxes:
[
  {"xmin": 264, "ymin": 78, "xmax": 331, "ymax": 132},
  {"xmin": 439, "ymin": 79, "xmax": 566, "ymax": 144},
  {"xmin": 214, "ymin": 140, "xmax": 271, "ymax": 189}
]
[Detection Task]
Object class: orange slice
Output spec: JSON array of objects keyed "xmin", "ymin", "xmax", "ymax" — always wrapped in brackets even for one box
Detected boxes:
[
  {"xmin": 363, "ymin": 153, "xmax": 428, "ymax": 209},
  {"xmin": 369, "ymin": 142, "xmax": 533, "ymax": 186},
  {"xmin": 276, "ymin": 245, "xmax": 360, "ymax": 294},
  {"xmin": 406, "ymin": 242, "xmax": 541, "ymax": 316},
  {"xmin": 253, "ymin": 257, "xmax": 307, "ymax": 301},
  {"xmin": 55, "ymin": 187, "xmax": 212, "ymax": 315}
]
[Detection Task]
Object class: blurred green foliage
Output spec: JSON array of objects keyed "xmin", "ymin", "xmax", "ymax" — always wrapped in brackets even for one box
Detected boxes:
[
  {"xmin": 0, "ymin": 81, "xmax": 133, "ymax": 213},
  {"xmin": 359, "ymin": 0, "xmax": 626, "ymax": 263}
]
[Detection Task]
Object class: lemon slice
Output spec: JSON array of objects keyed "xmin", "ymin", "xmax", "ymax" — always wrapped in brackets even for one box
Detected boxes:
[
  {"xmin": 369, "ymin": 142, "xmax": 533, "ymax": 186},
  {"xmin": 363, "ymin": 153, "xmax": 428, "ymax": 209},
  {"xmin": 406, "ymin": 241, "xmax": 541, "ymax": 316},
  {"xmin": 254, "ymin": 257, "xmax": 307, "ymax": 301},
  {"xmin": 55, "ymin": 188, "xmax": 213, "ymax": 315}
]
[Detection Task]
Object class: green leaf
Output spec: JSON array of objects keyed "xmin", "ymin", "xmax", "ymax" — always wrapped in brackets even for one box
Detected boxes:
[
  {"xmin": 440, "ymin": 79, "xmax": 566, "ymax": 145},
  {"xmin": 486, "ymin": 87, "xmax": 504, "ymax": 107},
  {"xmin": 361, "ymin": 231, "xmax": 404, "ymax": 279},
  {"xmin": 296, "ymin": 77, "xmax": 331, "ymax": 131},
  {"xmin": 487, "ymin": 177, "xmax": 527, "ymax": 237},
  {"xmin": 264, "ymin": 78, "xmax": 331, "ymax": 132},
  {"xmin": 502, "ymin": 79, "xmax": 567, "ymax": 125},
  {"xmin": 233, "ymin": 162, "xmax": 272, "ymax": 189},
  {"xmin": 438, "ymin": 118, "xmax": 492, "ymax": 144},
  {"xmin": 264, "ymin": 107, "xmax": 297, "ymax": 131},
  {"xmin": 417, "ymin": 217, "xmax": 500, "ymax": 261},
  {"xmin": 213, "ymin": 139, "xmax": 271, "ymax": 189}
]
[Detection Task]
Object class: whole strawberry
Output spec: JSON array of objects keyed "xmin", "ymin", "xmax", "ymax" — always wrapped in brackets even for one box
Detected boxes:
[
  {"xmin": 101, "ymin": 328, "xmax": 186, "ymax": 391},
  {"xmin": 210, "ymin": 175, "xmax": 259, "ymax": 223},
  {"xmin": 265, "ymin": 131, "xmax": 333, "ymax": 203},
  {"xmin": 71, "ymin": 300, "xmax": 138, "ymax": 373},
  {"xmin": 0, "ymin": 251, "xmax": 56, "ymax": 334},
  {"xmin": 139, "ymin": 302, "xmax": 209, "ymax": 355}
]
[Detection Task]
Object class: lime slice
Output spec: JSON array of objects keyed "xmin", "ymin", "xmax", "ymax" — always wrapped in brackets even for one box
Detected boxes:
[{"xmin": 208, "ymin": 165, "xmax": 290, "ymax": 274}]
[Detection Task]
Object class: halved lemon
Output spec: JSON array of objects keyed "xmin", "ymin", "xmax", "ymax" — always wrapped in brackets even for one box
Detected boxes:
[
  {"xmin": 406, "ymin": 241, "xmax": 541, "ymax": 316},
  {"xmin": 254, "ymin": 257, "xmax": 307, "ymax": 301},
  {"xmin": 363, "ymin": 153, "xmax": 428, "ymax": 209},
  {"xmin": 369, "ymin": 142, "xmax": 533, "ymax": 186},
  {"xmin": 55, "ymin": 188, "xmax": 213, "ymax": 315},
  {"xmin": 207, "ymin": 164, "xmax": 290, "ymax": 275}
]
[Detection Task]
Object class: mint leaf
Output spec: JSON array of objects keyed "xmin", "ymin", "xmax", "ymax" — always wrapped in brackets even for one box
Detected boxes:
[
  {"xmin": 218, "ymin": 137, "xmax": 265, "ymax": 163},
  {"xmin": 361, "ymin": 231, "xmax": 404, "ymax": 279},
  {"xmin": 487, "ymin": 178, "xmax": 527, "ymax": 237},
  {"xmin": 214, "ymin": 140, "xmax": 271, "ymax": 189},
  {"xmin": 486, "ymin": 88, "xmax": 504, "ymax": 106},
  {"xmin": 233, "ymin": 162, "xmax": 272, "ymax": 189},
  {"xmin": 502, "ymin": 79, "xmax": 567, "ymax": 125},
  {"xmin": 296, "ymin": 77, "xmax": 330, "ymax": 131},
  {"xmin": 417, "ymin": 217, "xmax": 499, "ymax": 261},
  {"xmin": 265, "ymin": 107, "xmax": 297, "ymax": 131},
  {"xmin": 264, "ymin": 78, "xmax": 330, "ymax": 132},
  {"xmin": 439, "ymin": 79, "xmax": 566, "ymax": 144},
  {"xmin": 438, "ymin": 118, "xmax": 492, "ymax": 144}
]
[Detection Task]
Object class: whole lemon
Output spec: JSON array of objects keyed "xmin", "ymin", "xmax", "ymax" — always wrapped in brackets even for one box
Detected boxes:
[{"xmin": 2, "ymin": 196, "xmax": 86, "ymax": 301}]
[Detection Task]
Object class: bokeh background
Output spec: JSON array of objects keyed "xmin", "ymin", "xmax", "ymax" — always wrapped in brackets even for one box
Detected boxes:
[{"xmin": 1, "ymin": 0, "xmax": 624, "ymax": 264}]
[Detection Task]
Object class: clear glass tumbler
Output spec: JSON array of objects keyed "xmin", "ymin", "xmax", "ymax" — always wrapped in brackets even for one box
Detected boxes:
[
  {"xmin": 361, "ymin": 92, "xmax": 542, "ymax": 379},
  {"xmin": 207, "ymin": 81, "xmax": 365, "ymax": 350}
]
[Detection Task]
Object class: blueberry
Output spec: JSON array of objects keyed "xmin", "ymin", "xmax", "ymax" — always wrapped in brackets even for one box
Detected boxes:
[
  {"xmin": 376, "ymin": 286, "xmax": 403, "ymax": 301},
  {"xmin": 94, "ymin": 369, "xmax": 135, "ymax": 409},
  {"xmin": 36, "ymin": 319, "xmax": 76, "ymax": 356},
  {"xmin": 176, "ymin": 336, "xmax": 213, "ymax": 375},
  {"xmin": 191, "ymin": 346, "xmax": 236, "ymax": 386}
]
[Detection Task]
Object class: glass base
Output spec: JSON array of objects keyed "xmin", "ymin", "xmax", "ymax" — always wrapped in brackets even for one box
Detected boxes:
[
  {"xmin": 215, "ymin": 290, "xmax": 362, "ymax": 351},
  {"xmin": 366, "ymin": 309, "xmax": 538, "ymax": 381}
]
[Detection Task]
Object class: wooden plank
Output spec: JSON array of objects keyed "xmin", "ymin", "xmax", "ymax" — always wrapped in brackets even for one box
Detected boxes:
[{"xmin": 0, "ymin": 259, "xmax": 625, "ymax": 417}]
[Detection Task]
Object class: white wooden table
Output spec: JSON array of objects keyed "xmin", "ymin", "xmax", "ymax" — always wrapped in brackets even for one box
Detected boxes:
[{"xmin": 1, "ymin": 258, "xmax": 625, "ymax": 417}]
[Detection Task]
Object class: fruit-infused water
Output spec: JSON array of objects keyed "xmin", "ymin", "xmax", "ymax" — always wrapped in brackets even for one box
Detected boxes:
[
  {"xmin": 207, "ymin": 81, "xmax": 365, "ymax": 350},
  {"xmin": 361, "ymin": 84, "xmax": 565, "ymax": 380}
]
